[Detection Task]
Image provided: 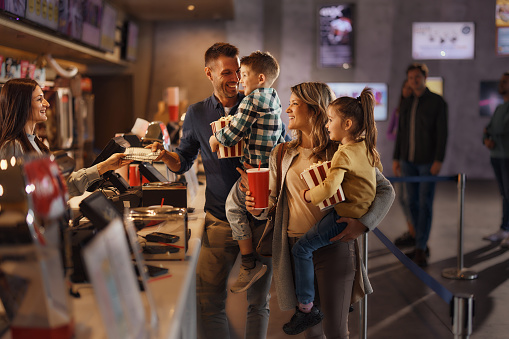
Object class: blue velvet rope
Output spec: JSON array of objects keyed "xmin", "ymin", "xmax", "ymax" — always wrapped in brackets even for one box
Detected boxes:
[
  {"xmin": 386, "ymin": 175, "xmax": 458, "ymax": 183},
  {"xmin": 372, "ymin": 228, "xmax": 454, "ymax": 304}
]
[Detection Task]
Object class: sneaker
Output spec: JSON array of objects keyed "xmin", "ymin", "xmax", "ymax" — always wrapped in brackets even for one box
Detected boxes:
[
  {"xmin": 501, "ymin": 236, "xmax": 509, "ymax": 248},
  {"xmin": 394, "ymin": 232, "xmax": 416, "ymax": 247},
  {"xmin": 406, "ymin": 247, "xmax": 430, "ymax": 259},
  {"xmin": 283, "ymin": 306, "xmax": 324, "ymax": 335},
  {"xmin": 483, "ymin": 230, "xmax": 509, "ymax": 242},
  {"xmin": 413, "ymin": 249, "xmax": 428, "ymax": 267},
  {"xmin": 230, "ymin": 261, "xmax": 267, "ymax": 294}
]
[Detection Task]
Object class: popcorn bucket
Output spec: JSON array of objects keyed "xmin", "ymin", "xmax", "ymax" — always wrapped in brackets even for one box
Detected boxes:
[
  {"xmin": 300, "ymin": 161, "xmax": 345, "ymax": 210},
  {"xmin": 210, "ymin": 119, "xmax": 245, "ymax": 158}
]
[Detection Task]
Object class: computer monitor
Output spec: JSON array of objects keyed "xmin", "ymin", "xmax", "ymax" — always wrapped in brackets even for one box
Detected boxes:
[{"xmin": 79, "ymin": 191, "xmax": 122, "ymax": 230}]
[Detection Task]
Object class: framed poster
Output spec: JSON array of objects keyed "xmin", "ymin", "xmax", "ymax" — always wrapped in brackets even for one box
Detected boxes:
[
  {"xmin": 100, "ymin": 2, "xmax": 118, "ymax": 52},
  {"xmin": 412, "ymin": 22, "xmax": 475, "ymax": 60},
  {"xmin": 318, "ymin": 4, "xmax": 354, "ymax": 68},
  {"xmin": 326, "ymin": 82, "xmax": 388, "ymax": 121}
]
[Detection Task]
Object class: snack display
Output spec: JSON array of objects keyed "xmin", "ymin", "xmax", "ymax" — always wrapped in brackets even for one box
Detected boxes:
[
  {"xmin": 210, "ymin": 116, "xmax": 245, "ymax": 158},
  {"xmin": 300, "ymin": 161, "xmax": 345, "ymax": 210}
]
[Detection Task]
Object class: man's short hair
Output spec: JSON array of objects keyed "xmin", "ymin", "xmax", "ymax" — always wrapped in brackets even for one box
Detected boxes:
[
  {"xmin": 205, "ymin": 42, "xmax": 239, "ymax": 67},
  {"xmin": 240, "ymin": 51, "xmax": 280, "ymax": 86},
  {"xmin": 407, "ymin": 62, "xmax": 429, "ymax": 77}
]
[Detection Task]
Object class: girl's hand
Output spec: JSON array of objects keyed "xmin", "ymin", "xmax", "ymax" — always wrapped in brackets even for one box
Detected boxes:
[
  {"xmin": 300, "ymin": 189, "xmax": 311, "ymax": 203},
  {"xmin": 245, "ymin": 191, "xmax": 262, "ymax": 216},
  {"xmin": 330, "ymin": 217, "xmax": 368, "ymax": 242}
]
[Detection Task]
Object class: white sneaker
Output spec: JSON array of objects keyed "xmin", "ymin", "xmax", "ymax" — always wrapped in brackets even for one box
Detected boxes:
[
  {"xmin": 501, "ymin": 236, "xmax": 509, "ymax": 248},
  {"xmin": 483, "ymin": 230, "xmax": 509, "ymax": 242},
  {"xmin": 230, "ymin": 261, "xmax": 267, "ymax": 294}
]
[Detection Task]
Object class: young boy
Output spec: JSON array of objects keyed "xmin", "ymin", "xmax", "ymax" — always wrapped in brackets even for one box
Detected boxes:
[{"xmin": 209, "ymin": 51, "xmax": 284, "ymax": 293}]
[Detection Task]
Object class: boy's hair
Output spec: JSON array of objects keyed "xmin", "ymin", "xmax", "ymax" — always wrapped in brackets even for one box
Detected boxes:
[
  {"xmin": 328, "ymin": 87, "xmax": 380, "ymax": 166},
  {"xmin": 240, "ymin": 51, "xmax": 280, "ymax": 86},
  {"xmin": 205, "ymin": 42, "xmax": 239, "ymax": 67},
  {"xmin": 406, "ymin": 62, "xmax": 428, "ymax": 77}
]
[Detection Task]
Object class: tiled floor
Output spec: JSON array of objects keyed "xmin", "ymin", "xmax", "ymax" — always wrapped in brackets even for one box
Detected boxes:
[{"xmin": 225, "ymin": 179, "xmax": 509, "ymax": 338}]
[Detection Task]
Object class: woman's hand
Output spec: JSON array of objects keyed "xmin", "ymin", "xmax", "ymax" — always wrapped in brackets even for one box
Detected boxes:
[
  {"xmin": 245, "ymin": 191, "xmax": 262, "ymax": 216},
  {"xmin": 97, "ymin": 153, "xmax": 132, "ymax": 175},
  {"xmin": 330, "ymin": 217, "xmax": 368, "ymax": 242}
]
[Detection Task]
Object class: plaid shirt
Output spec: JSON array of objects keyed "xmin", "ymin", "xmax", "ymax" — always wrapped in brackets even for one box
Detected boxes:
[{"xmin": 215, "ymin": 87, "xmax": 284, "ymax": 167}]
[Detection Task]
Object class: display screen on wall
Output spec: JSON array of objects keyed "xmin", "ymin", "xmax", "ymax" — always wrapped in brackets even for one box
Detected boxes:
[
  {"xmin": 427, "ymin": 77, "xmax": 443, "ymax": 96},
  {"xmin": 2, "ymin": 0, "xmax": 26, "ymax": 17},
  {"xmin": 100, "ymin": 3, "xmax": 118, "ymax": 53},
  {"xmin": 122, "ymin": 21, "xmax": 139, "ymax": 62},
  {"xmin": 318, "ymin": 4, "xmax": 354, "ymax": 68},
  {"xmin": 412, "ymin": 22, "xmax": 475, "ymax": 60},
  {"xmin": 479, "ymin": 81, "xmax": 504, "ymax": 117},
  {"xmin": 326, "ymin": 83, "xmax": 388, "ymax": 121}
]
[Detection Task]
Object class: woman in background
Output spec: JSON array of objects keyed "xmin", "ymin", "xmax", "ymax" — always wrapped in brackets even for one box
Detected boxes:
[{"xmin": 0, "ymin": 78, "xmax": 131, "ymax": 197}]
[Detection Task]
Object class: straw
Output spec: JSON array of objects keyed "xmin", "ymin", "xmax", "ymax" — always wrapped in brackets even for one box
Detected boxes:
[
  {"xmin": 258, "ymin": 160, "xmax": 261, "ymax": 171},
  {"xmin": 160, "ymin": 198, "xmax": 164, "ymax": 207}
]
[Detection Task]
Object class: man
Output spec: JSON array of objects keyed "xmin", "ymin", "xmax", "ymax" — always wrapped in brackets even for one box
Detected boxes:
[
  {"xmin": 155, "ymin": 43, "xmax": 272, "ymax": 338},
  {"xmin": 392, "ymin": 63, "xmax": 448, "ymax": 267},
  {"xmin": 482, "ymin": 72, "xmax": 509, "ymax": 247}
]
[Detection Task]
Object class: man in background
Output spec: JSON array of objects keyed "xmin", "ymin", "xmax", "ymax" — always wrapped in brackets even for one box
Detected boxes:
[
  {"xmin": 482, "ymin": 72, "xmax": 509, "ymax": 247},
  {"xmin": 392, "ymin": 62, "xmax": 448, "ymax": 267}
]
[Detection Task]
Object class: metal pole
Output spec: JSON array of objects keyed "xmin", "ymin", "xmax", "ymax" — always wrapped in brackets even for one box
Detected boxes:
[
  {"xmin": 359, "ymin": 232, "xmax": 368, "ymax": 339},
  {"xmin": 452, "ymin": 294, "xmax": 474, "ymax": 339},
  {"xmin": 442, "ymin": 174, "xmax": 478, "ymax": 280}
]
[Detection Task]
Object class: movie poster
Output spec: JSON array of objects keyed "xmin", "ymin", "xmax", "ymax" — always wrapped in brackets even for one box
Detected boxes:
[{"xmin": 318, "ymin": 4, "xmax": 353, "ymax": 68}]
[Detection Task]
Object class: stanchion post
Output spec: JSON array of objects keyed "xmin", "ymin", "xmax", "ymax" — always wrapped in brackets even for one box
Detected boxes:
[
  {"xmin": 442, "ymin": 174, "xmax": 478, "ymax": 280},
  {"xmin": 359, "ymin": 232, "xmax": 368, "ymax": 339},
  {"xmin": 451, "ymin": 293, "xmax": 474, "ymax": 339}
]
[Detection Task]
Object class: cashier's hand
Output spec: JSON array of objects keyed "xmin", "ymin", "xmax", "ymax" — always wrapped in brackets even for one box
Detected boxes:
[
  {"xmin": 97, "ymin": 153, "xmax": 132, "ymax": 175},
  {"xmin": 209, "ymin": 135, "xmax": 220, "ymax": 153},
  {"xmin": 330, "ymin": 217, "xmax": 368, "ymax": 243},
  {"xmin": 237, "ymin": 162, "xmax": 253, "ymax": 192}
]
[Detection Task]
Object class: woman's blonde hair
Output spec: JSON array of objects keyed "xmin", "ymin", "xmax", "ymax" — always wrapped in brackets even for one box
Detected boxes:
[{"xmin": 287, "ymin": 82, "xmax": 336, "ymax": 161}]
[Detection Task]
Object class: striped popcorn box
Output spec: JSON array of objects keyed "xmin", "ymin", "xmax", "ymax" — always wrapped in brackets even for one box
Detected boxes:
[
  {"xmin": 300, "ymin": 161, "xmax": 345, "ymax": 210},
  {"xmin": 210, "ymin": 119, "xmax": 245, "ymax": 158}
]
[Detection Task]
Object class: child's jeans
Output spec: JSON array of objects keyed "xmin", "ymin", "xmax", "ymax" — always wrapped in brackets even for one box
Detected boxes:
[
  {"xmin": 226, "ymin": 177, "xmax": 252, "ymax": 241},
  {"xmin": 292, "ymin": 209, "xmax": 347, "ymax": 304}
]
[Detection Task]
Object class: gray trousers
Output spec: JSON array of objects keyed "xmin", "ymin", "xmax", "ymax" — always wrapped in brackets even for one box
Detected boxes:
[
  {"xmin": 196, "ymin": 212, "xmax": 272, "ymax": 339},
  {"xmin": 289, "ymin": 237, "xmax": 356, "ymax": 339}
]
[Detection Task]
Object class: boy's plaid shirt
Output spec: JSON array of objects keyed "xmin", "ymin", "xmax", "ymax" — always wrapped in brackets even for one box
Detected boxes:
[{"xmin": 215, "ymin": 87, "xmax": 284, "ymax": 167}]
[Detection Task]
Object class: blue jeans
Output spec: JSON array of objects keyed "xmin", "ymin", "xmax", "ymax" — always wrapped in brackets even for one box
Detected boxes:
[
  {"xmin": 291, "ymin": 209, "xmax": 347, "ymax": 305},
  {"xmin": 400, "ymin": 161, "xmax": 436, "ymax": 250},
  {"xmin": 491, "ymin": 157, "xmax": 509, "ymax": 231},
  {"xmin": 225, "ymin": 178, "xmax": 252, "ymax": 241}
]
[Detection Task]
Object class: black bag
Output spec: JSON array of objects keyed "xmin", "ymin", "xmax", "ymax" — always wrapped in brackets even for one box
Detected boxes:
[{"xmin": 256, "ymin": 143, "xmax": 286, "ymax": 257}]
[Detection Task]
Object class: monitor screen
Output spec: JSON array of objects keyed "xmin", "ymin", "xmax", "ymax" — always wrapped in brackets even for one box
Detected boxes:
[
  {"xmin": 326, "ymin": 82, "xmax": 388, "ymax": 121},
  {"xmin": 412, "ymin": 22, "xmax": 475, "ymax": 60},
  {"xmin": 79, "ymin": 191, "xmax": 122, "ymax": 230},
  {"xmin": 122, "ymin": 20, "xmax": 139, "ymax": 62},
  {"xmin": 318, "ymin": 4, "xmax": 354, "ymax": 68}
]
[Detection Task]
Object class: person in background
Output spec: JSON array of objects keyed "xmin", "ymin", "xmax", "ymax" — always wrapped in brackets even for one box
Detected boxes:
[
  {"xmin": 151, "ymin": 42, "xmax": 272, "ymax": 339},
  {"xmin": 246, "ymin": 82, "xmax": 394, "ymax": 338},
  {"xmin": 388, "ymin": 80, "xmax": 416, "ymax": 248},
  {"xmin": 482, "ymin": 72, "xmax": 509, "ymax": 247},
  {"xmin": 392, "ymin": 63, "xmax": 448, "ymax": 267},
  {"xmin": 209, "ymin": 50, "xmax": 284, "ymax": 294},
  {"xmin": 0, "ymin": 78, "xmax": 131, "ymax": 197}
]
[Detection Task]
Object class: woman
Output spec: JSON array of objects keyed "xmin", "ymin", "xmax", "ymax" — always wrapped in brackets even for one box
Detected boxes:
[
  {"xmin": 247, "ymin": 82, "xmax": 394, "ymax": 338},
  {"xmin": 0, "ymin": 78, "xmax": 131, "ymax": 197}
]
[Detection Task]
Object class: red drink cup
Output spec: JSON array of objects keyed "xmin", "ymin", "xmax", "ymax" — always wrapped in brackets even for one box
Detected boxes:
[{"xmin": 246, "ymin": 168, "xmax": 270, "ymax": 209}]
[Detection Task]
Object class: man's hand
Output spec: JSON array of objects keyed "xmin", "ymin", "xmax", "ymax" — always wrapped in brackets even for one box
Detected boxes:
[
  {"xmin": 392, "ymin": 160, "xmax": 401, "ymax": 177},
  {"xmin": 430, "ymin": 161, "xmax": 442, "ymax": 176},
  {"xmin": 484, "ymin": 138, "xmax": 495, "ymax": 150},
  {"xmin": 147, "ymin": 142, "xmax": 181, "ymax": 172},
  {"xmin": 330, "ymin": 217, "xmax": 368, "ymax": 242}
]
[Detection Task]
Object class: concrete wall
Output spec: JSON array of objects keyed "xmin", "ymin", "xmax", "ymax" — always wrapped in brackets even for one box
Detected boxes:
[{"xmin": 144, "ymin": 0, "xmax": 507, "ymax": 179}]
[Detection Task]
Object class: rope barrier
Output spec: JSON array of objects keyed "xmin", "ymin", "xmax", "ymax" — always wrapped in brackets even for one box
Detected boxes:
[{"xmin": 386, "ymin": 175, "xmax": 458, "ymax": 183}]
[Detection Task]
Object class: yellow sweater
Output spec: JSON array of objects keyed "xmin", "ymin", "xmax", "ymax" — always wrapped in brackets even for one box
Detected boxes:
[{"xmin": 308, "ymin": 140, "xmax": 382, "ymax": 218}]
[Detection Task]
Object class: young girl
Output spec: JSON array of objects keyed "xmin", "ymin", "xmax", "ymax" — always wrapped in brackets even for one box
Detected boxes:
[{"xmin": 283, "ymin": 87, "xmax": 383, "ymax": 335}]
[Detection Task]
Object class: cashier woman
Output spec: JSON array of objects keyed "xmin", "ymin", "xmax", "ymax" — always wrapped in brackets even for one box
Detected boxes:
[{"xmin": 0, "ymin": 78, "xmax": 132, "ymax": 197}]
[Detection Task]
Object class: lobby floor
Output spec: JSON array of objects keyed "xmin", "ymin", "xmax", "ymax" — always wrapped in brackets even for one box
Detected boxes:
[{"xmin": 225, "ymin": 179, "xmax": 509, "ymax": 339}]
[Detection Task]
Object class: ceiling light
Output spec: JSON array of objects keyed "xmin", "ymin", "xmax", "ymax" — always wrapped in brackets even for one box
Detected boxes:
[{"xmin": 188, "ymin": 5, "xmax": 195, "ymax": 11}]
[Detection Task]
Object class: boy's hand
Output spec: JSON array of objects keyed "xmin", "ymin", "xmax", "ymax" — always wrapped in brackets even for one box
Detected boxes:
[{"xmin": 209, "ymin": 135, "xmax": 220, "ymax": 152}]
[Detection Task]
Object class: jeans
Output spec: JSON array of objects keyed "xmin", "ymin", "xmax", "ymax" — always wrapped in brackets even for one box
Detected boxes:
[
  {"xmin": 291, "ymin": 209, "xmax": 347, "ymax": 305},
  {"xmin": 225, "ymin": 178, "xmax": 252, "ymax": 241},
  {"xmin": 196, "ymin": 212, "xmax": 272, "ymax": 339},
  {"xmin": 491, "ymin": 157, "xmax": 509, "ymax": 231},
  {"xmin": 400, "ymin": 161, "xmax": 436, "ymax": 250}
]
